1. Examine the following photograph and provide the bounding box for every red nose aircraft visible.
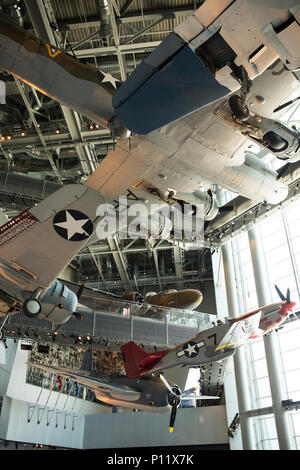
[121,286,296,379]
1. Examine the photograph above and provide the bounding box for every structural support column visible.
[222,241,256,450]
[248,224,292,450]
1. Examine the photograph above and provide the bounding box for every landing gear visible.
[228,64,252,121]
[23,298,42,318]
[229,95,249,121]
[263,131,288,152]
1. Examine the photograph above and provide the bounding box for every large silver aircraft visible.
[0,1,299,249]
[121,286,295,378]
[0,2,299,326]
[28,349,218,433]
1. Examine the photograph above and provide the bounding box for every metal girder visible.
[0,129,112,150]
[108,0,127,81]
[14,78,61,180]
[107,235,130,287]
[24,0,100,177]
[152,249,163,291]
[173,246,185,290]
[88,247,110,290]
[86,275,212,290]
[120,0,136,17]
[124,17,166,45]
[73,40,161,58]
[70,29,102,51]
[79,242,174,256]
[57,8,195,30]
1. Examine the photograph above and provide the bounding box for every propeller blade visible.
[160,374,174,395]
[286,288,291,305]
[275,284,286,302]
[76,283,85,302]
[181,395,220,400]
[180,386,198,397]
[169,404,178,433]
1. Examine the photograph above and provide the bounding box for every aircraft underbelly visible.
[163,138,287,204]
[95,393,169,412]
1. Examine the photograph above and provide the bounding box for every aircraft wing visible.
[215,310,262,351]
[58,279,119,305]
[28,362,141,401]
[0,184,107,298]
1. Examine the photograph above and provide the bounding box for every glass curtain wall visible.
[227,198,300,449]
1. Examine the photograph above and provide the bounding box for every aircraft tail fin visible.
[121,341,170,378]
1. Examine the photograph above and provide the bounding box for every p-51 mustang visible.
[0,2,300,249]
[121,286,295,378]
[28,349,218,433]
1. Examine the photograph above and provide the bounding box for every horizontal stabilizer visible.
[121,341,170,378]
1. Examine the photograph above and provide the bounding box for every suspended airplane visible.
[0,184,109,333]
[0,2,299,326]
[0,1,299,247]
[0,185,202,334]
[28,349,218,433]
[61,279,203,312]
[121,286,295,378]
[143,289,203,310]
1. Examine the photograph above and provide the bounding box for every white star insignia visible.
[184,343,198,357]
[54,211,90,240]
[99,70,120,90]
[176,340,204,358]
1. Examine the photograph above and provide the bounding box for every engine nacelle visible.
[39,279,78,325]
[173,189,219,221]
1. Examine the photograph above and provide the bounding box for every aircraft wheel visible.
[229,95,249,121]
[0,330,3,341]
[263,131,288,151]
[23,298,42,318]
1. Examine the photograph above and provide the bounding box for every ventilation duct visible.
[99,0,111,38]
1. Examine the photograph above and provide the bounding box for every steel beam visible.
[73,40,161,58]
[152,249,163,291]
[108,0,127,81]
[88,247,110,291]
[107,235,130,287]
[24,0,100,177]
[14,78,61,180]
[123,17,166,44]
[57,8,195,30]
[173,246,185,290]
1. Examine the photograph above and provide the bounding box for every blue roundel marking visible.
[53,209,93,241]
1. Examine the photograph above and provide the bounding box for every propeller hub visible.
[168,386,181,407]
